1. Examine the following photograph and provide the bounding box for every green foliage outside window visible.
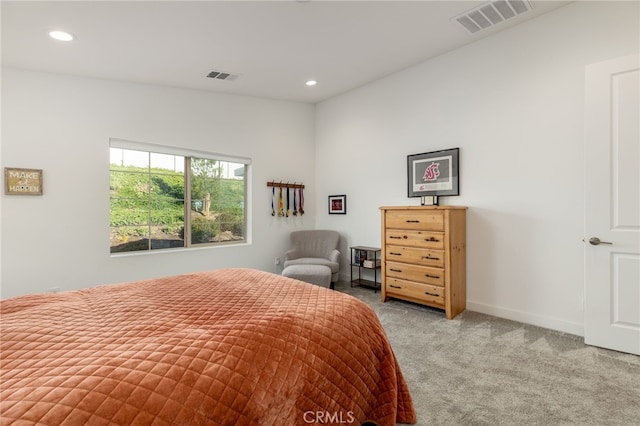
[110,148,246,253]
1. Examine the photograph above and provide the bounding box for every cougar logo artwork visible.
[423,162,440,181]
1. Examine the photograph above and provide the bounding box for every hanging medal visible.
[271,187,276,216]
[299,187,304,215]
[278,187,284,216]
[293,186,298,216]
[286,187,290,217]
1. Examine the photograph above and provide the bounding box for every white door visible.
[584,54,640,355]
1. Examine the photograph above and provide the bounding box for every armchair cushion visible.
[283,257,339,274]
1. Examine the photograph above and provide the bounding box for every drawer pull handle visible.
[425,274,440,279]
[389,252,402,256]
[424,291,439,297]
[389,236,402,239]
[425,237,440,242]
[390,268,403,272]
[422,255,439,260]
[390,285,402,289]
[406,220,420,223]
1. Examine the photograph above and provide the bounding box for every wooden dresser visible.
[380,206,467,319]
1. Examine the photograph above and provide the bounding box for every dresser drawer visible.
[386,277,445,306]
[386,261,444,286]
[385,230,445,249]
[386,245,445,268]
[385,210,444,231]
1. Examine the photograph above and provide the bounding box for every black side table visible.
[350,246,381,292]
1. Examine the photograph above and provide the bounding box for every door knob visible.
[588,237,613,246]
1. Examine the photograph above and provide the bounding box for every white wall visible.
[1,70,316,298]
[315,1,639,335]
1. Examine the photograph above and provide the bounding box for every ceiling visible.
[1,0,570,104]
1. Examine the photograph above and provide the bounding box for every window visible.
[109,140,248,253]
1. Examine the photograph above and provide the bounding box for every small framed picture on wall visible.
[328,194,347,214]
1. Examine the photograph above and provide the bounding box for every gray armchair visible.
[284,230,341,283]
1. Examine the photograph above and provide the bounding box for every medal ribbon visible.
[271,187,275,216]
[299,187,304,215]
[286,187,290,217]
[293,187,297,215]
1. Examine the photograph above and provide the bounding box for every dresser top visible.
[379,205,467,210]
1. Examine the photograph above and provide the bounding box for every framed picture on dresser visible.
[407,148,459,198]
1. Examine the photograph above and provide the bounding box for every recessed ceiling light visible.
[305,80,317,86]
[49,30,75,42]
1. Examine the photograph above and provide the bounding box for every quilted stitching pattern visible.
[1,269,415,425]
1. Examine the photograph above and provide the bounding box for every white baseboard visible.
[339,272,585,337]
[467,300,584,337]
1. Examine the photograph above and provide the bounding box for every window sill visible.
[110,240,250,258]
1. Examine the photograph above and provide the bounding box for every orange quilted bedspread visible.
[1,268,415,425]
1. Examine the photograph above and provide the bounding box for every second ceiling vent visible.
[207,70,239,81]
[454,0,533,34]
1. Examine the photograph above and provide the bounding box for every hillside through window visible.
[109,143,247,253]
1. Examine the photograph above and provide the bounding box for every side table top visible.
[350,246,381,251]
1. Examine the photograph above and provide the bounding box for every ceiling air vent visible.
[454,0,533,34]
[206,70,239,81]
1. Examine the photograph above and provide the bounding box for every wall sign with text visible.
[4,168,43,195]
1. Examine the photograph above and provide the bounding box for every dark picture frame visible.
[328,194,347,214]
[407,148,459,198]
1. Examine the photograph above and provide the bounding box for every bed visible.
[1,268,416,425]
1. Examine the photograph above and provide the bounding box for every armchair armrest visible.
[284,249,300,261]
[329,249,341,264]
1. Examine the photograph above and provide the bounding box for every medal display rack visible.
[266,181,305,189]
[267,181,305,217]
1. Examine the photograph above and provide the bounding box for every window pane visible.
[150,153,184,173]
[191,216,218,244]
[150,173,184,200]
[110,225,150,253]
[110,148,149,168]
[110,198,150,227]
[219,217,244,241]
[190,159,245,245]
[150,198,185,249]
[110,169,151,198]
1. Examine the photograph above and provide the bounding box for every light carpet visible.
[336,281,640,426]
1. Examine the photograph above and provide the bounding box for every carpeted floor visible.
[335,281,640,426]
